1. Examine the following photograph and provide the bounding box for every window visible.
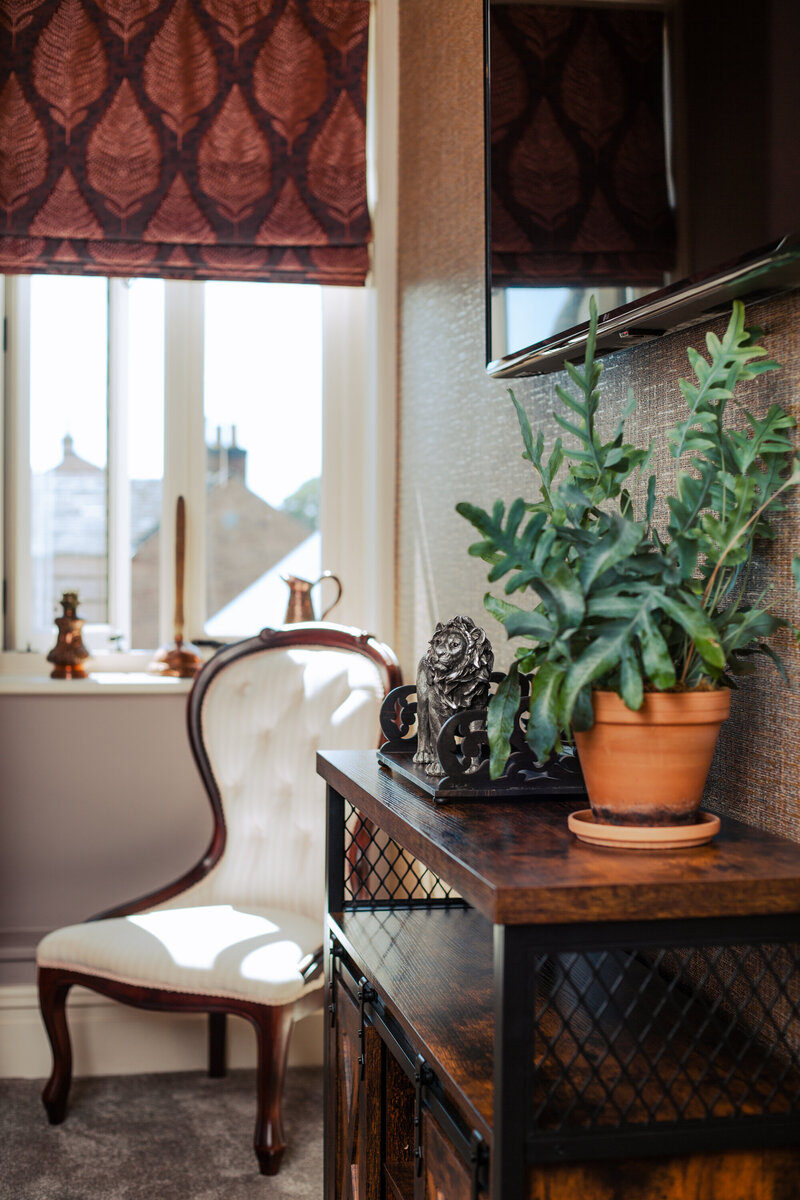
[29,276,110,634]
[201,282,322,645]
[0,0,399,672]
[3,276,329,654]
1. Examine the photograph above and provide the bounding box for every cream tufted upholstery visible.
[36,625,400,1176]
[37,905,324,1006]
[175,646,388,922]
[38,647,388,1001]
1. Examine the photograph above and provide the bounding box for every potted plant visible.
[458,300,800,828]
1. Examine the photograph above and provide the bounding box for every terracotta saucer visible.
[568,809,720,850]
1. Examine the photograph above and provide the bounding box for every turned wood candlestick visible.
[149,496,202,678]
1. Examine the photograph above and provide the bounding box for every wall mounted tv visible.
[486,0,800,378]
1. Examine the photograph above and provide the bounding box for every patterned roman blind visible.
[490,4,675,289]
[0,0,370,284]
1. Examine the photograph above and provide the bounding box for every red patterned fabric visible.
[0,0,370,284]
[490,4,675,288]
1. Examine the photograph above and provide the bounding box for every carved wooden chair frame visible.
[37,623,401,1175]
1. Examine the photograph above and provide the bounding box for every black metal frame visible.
[507,914,800,1172]
[324,782,800,1200]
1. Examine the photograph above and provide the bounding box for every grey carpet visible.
[0,1068,323,1200]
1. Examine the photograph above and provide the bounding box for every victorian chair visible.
[36,623,400,1175]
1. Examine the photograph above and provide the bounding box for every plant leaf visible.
[487,663,520,778]
[483,593,527,623]
[504,609,554,642]
[620,639,643,710]
[510,389,536,464]
[559,628,631,731]
[578,513,643,593]
[658,594,726,669]
[535,562,586,634]
[637,615,676,689]
[527,662,566,762]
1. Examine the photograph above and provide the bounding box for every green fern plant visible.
[457,300,800,777]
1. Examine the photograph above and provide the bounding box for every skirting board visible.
[0,984,324,1079]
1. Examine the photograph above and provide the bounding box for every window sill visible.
[0,653,194,695]
[0,673,194,695]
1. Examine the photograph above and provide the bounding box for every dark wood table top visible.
[318,750,800,925]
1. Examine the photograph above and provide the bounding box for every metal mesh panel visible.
[532,943,800,1133]
[343,801,460,905]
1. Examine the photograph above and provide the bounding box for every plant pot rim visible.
[588,688,732,726]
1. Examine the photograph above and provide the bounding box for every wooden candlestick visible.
[149,496,202,678]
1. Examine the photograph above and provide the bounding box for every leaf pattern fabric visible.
[95,0,161,55]
[86,80,160,222]
[1,1,43,48]
[143,0,217,150]
[307,91,366,231]
[0,72,48,216]
[252,2,326,152]
[198,85,271,226]
[201,0,273,59]
[0,0,370,284]
[30,166,102,237]
[491,4,675,288]
[32,0,107,143]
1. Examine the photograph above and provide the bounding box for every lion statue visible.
[413,615,494,776]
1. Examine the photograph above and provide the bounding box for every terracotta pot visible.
[573,689,731,826]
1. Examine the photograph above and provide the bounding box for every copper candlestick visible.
[47,591,91,679]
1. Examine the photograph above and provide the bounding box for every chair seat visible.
[37,905,324,1006]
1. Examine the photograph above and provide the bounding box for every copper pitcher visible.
[282,572,342,623]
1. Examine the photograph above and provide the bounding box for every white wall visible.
[1,691,209,986]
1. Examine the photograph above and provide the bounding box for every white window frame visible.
[3,275,143,654]
[2,275,394,660]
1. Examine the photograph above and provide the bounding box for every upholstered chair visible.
[36,623,400,1175]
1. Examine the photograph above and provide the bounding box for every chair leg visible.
[38,968,74,1124]
[251,1004,294,1176]
[208,1011,227,1077]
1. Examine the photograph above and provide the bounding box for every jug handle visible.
[314,571,343,620]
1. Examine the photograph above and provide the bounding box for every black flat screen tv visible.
[486,0,800,377]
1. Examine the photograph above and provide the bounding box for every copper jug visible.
[282,572,342,623]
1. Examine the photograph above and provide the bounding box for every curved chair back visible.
[163,623,400,923]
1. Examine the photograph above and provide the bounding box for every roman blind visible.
[0,0,370,284]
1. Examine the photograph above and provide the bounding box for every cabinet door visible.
[423,1112,473,1200]
[329,973,382,1200]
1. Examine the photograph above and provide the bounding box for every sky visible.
[29,275,322,510]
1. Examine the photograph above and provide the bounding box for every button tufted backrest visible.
[163,630,396,924]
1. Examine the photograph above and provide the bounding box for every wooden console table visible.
[318,750,800,1200]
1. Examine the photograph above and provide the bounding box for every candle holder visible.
[47,591,91,680]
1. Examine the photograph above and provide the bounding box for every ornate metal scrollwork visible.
[378,684,418,751]
[377,676,586,803]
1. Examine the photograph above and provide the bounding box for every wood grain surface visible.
[331,906,495,1137]
[424,1112,472,1200]
[526,1147,800,1200]
[319,752,800,924]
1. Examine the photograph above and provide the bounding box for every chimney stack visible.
[206,427,245,483]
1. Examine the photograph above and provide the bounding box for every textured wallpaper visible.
[396,0,800,840]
